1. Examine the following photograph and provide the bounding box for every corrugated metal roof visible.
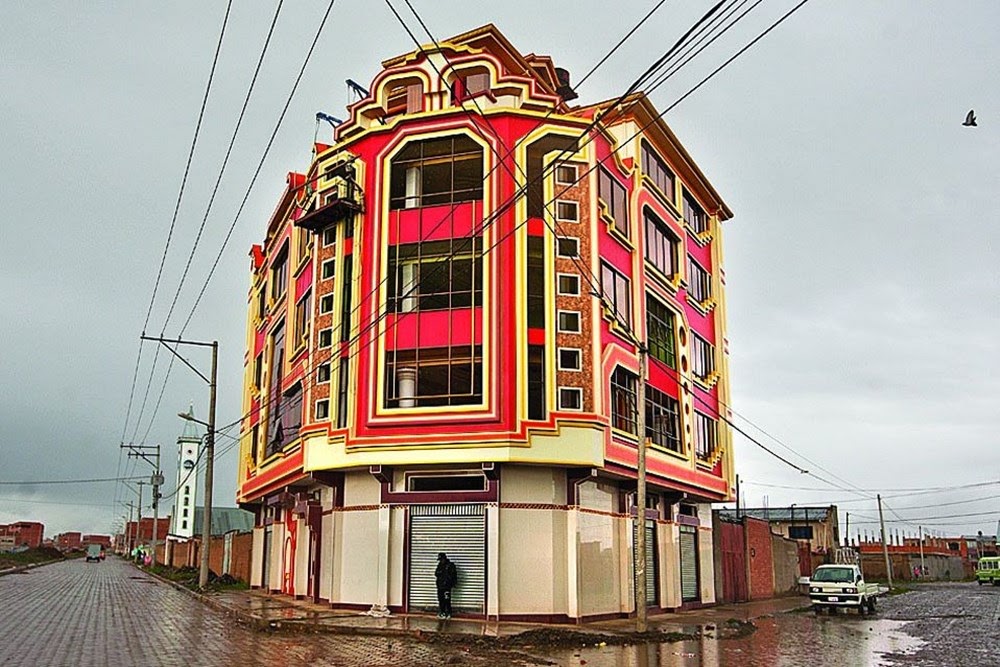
[717,507,834,523]
[192,507,254,536]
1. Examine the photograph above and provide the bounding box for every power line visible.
[123,1,233,454]
[0,476,147,486]
[131,0,337,446]
[159,0,286,334]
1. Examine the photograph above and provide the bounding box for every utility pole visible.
[877,494,893,589]
[125,501,135,553]
[123,443,162,563]
[200,340,218,588]
[845,512,850,547]
[141,334,218,589]
[918,526,925,576]
[634,345,649,633]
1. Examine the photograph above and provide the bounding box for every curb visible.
[137,564,271,631]
[0,558,65,578]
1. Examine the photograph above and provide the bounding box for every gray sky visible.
[1,1,997,541]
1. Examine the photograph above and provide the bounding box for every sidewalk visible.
[204,587,810,639]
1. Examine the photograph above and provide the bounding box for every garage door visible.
[409,504,486,613]
[680,526,699,602]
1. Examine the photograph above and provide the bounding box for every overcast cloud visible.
[1,1,997,540]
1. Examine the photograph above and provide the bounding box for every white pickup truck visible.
[807,564,882,614]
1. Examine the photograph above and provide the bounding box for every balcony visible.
[295,163,363,232]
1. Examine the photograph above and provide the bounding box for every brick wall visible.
[746,517,774,600]
[228,532,253,583]
[161,533,253,583]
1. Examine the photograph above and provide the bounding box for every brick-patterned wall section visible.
[746,517,774,600]
[228,533,254,582]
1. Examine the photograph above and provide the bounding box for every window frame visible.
[644,208,679,280]
[317,328,333,349]
[610,366,639,435]
[646,295,677,370]
[321,258,336,281]
[558,386,583,411]
[389,134,484,210]
[693,411,718,462]
[556,310,582,334]
[555,199,579,223]
[556,236,580,258]
[600,261,632,329]
[691,332,715,380]
[640,141,676,205]
[598,166,630,239]
[686,255,712,304]
[315,399,330,420]
[557,347,582,372]
[319,293,334,315]
[556,273,581,297]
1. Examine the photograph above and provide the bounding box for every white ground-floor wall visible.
[249,464,718,620]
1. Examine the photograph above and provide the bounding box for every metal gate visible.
[718,519,747,603]
[680,526,700,602]
[408,504,486,613]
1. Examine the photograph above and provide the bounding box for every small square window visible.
[317,363,331,383]
[558,348,581,371]
[315,399,330,420]
[321,258,336,280]
[558,387,583,411]
[556,237,579,258]
[319,294,334,314]
[557,273,580,296]
[322,226,337,248]
[557,310,581,334]
[555,164,577,186]
[556,200,579,223]
[318,328,333,348]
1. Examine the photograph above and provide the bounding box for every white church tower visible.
[171,405,201,538]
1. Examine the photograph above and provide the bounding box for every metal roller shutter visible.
[680,526,699,602]
[635,521,657,605]
[409,504,486,613]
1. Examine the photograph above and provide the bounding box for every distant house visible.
[0,521,44,549]
[717,506,839,554]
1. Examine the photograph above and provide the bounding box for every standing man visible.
[435,552,457,619]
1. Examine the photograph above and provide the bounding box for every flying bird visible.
[963,110,977,127]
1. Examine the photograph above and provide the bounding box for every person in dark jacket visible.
[434,552,457,618]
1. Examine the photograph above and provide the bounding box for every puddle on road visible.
[533,614,926,667]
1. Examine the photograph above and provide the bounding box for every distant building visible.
[0,521,45,549]
[82,534,112,548]
[125,517,171,546]
[718,507,839,554]
[55,531,82,551]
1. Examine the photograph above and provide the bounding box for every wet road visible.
[2,559,993,666]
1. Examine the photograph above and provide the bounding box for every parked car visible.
[85,544,103,563]
[807,563,883,614]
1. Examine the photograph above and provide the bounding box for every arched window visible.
[384,77,423,116]
[389,135,484,209]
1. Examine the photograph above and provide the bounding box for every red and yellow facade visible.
[238,25,735,620]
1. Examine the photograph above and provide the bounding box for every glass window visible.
[687,256,711,303]
[316,362,331,384]
[694,412,717,461]
[599,167,629,238]
[683,191,708,234]
[389,135,484,209]
[558,387,582,411]
[527,236,545,328]
[558,348,581,371]
[641,141,676,203]
[322,226,337,248]
[601,262,632,328]
[388,238,482,312]
[646,296,676,369]
[384,345,482,408]
[315,399,330,420]
[293,291,311,344]
[644,209,679,278]
[610,366,638,434]
[321,258,335,280]
[270,244,289,300]
[555,164,577,186]
[319,294,334,314]
[557,274,580,296]
[691,333,715,379]
[557,310,581,334]
[646,385,680,452]
[556,237,579,258]
[265,322,285,457]
[556,200,579,223]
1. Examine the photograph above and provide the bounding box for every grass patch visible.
[0,547,66,569]
[144,563,248,591]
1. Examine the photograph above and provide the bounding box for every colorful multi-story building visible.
[237,24,735,621]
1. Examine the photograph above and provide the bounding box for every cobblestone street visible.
[3,559,997,666]
[0,558,537,667]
